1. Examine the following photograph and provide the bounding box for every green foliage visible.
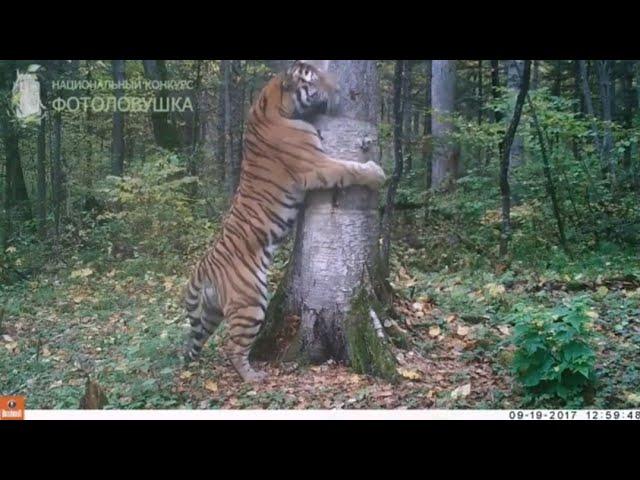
[510,297,597,406]
[93,151,215,272]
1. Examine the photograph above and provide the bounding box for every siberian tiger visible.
[184,60,386,383]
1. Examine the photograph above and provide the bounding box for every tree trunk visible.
[4,124,31,216]
[111,60,126,176]
[253,60,394,378]
[236,61,247,172]
[527,88,569,255]
[222,60,240,198]
[422,60,432,189]
[621,60,636,170]
[477,60,484,124]
[216,61,227,184]
[381,60,405,274]
[431,60,458,189]
[573,60,584,114]
[578,60,602,157]
[499,60,531,257]
[551,61,563,97]
[1,63,32,229]
[188,60,202,176]
[36,109,47,238]
[596,60,615,182]
[506,60,525,167]
[51,109,63,238]
[402,61,413,172]
[490,60,503,123]
[532,60,540,90]
[142,60,181,151]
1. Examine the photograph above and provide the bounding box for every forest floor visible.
[2,218,640,409]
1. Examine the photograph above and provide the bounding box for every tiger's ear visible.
[300,60,330,72]
[286,60,329,77]
[282,60,303,89]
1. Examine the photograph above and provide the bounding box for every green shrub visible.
[93,151,216,272]
[510,297,597,406]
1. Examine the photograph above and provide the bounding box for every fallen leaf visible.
[626,392,640,406]
[397,368,422,381]
[395,353,407,365]
[485,283,506,297]
[451,383,471,399]
[70,268,93,279]
[497,325,511,336]
[374,389,394,397]
[457,325,470,337]
[428,326,441,338]
[204,380,218,392]
[180,371,193,380]
[595,286,609,299]
[445,314,457,323]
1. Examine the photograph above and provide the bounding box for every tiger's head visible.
[281,60,338,119]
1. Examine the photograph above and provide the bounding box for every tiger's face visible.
[283,61,337,119]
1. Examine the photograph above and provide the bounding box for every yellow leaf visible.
[595,286,609,299]
[70,268,93,279]
[428,326,441,338]
[204,380,218,392]
[485,283,506,297]
[498,325,511,336]
[397,368,422,381]
[451,383,471,399]
[457,325,470,337]
[180,371,193,380]
[626,392,640,406]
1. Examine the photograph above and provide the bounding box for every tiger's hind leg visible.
[185,279,224,362]
[225,305,267,383]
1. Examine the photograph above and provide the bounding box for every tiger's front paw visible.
[363,161,386,189]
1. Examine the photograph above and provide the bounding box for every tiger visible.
[184,60,386,383]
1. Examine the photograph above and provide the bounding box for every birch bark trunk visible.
[506,60,525,168]
[431,60,458,189]
[253,60,394,376]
